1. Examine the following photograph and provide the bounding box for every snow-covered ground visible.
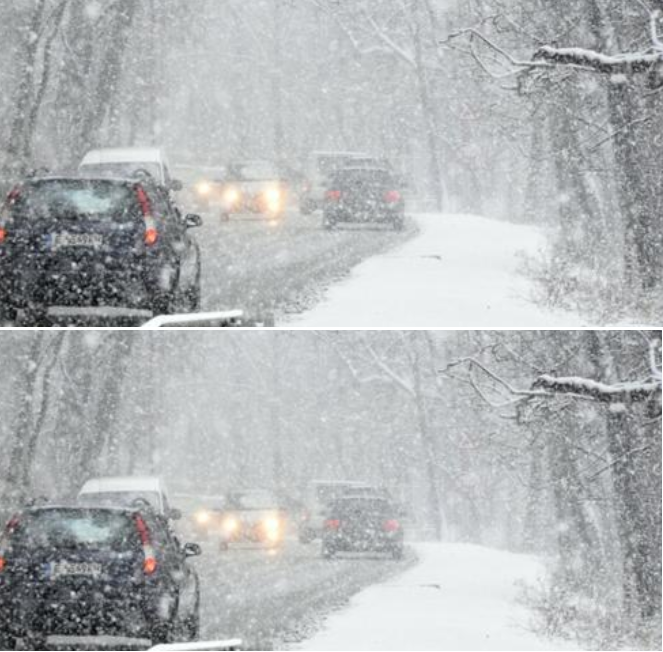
[289,213,585,326]
[297,543,579,651]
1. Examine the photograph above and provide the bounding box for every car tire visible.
[220,211,230,222]
[390,545,404,560]
[300,199,313,215]
[0,302,17,325]
[220,541,229,551]
[323,216,336,231]
[322,544,336,559]
[392,215,405,231]
[0,631,17,650]
[183,611,200,642]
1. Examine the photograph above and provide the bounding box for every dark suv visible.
[0,176,202,323]
[323,167,405,231]
[321,496,405,559]
[0,505,201,650]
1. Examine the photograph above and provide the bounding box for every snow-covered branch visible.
[533,45,662,74]
[531,375,661,403]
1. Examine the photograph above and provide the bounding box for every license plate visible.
[50,560,102,579]
[51,232,103,250]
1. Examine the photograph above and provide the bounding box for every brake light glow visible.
[326,190,342,201]
[0,515,19,573]
[135,185,158,246]
[0,227,6,244]
[134,514,158,575]
[384,190,401,203]
[383,519,400,532]
[325,519,341,530]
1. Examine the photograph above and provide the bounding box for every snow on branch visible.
[531,375,661,403]
[533,45,662,74]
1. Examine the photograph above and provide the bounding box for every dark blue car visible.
[0,176,202,324]
[0,505,201,650]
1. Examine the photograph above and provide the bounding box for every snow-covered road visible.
[196,208,412,321]
[193,540,414,650]
[289,214,584,326]
[297,543,579,651]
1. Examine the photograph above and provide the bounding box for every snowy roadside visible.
[286,213,586,327]
[295,543,580,651]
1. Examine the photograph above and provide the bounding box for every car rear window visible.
[227,162,278,181]
[10,180,137,223]
[331,170,394,187]
[330,498,392,516]
[317,156,354,175]
[14,509,138,551]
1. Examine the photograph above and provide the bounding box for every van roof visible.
[78,476,163,495]
[80,148,164,165]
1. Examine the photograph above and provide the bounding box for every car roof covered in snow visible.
[80,147,165,165]
[78,476,164,495]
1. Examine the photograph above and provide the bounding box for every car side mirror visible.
[183,542,202,558]
[185,213,202,228]
[169,507,182,521]
[170,179,183,192]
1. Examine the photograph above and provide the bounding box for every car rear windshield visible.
[316,484,363,505]
[10,180,138,223]
[331,169,394,187]
[14,509,139,551]
[317,156,355,176]
[330,498,393,516]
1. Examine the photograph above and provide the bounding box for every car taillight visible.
[135,185,158,246]
[325,519,341,530]
[134,514,158,575]
[384,190,401,203]
[0,515,19,573]
[383,519,400,532]
[0,227,6,244]
[326,190,342,201]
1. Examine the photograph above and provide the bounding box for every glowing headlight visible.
[195,510,211,525]
[223,187,240,207]
[263,516,281,540]
[196,181,211,196]
[264,187,282,212]
[223,515,239,533]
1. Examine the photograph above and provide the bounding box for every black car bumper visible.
[0,252,164,310]
[323,531,404,552]
[1,585,151,640]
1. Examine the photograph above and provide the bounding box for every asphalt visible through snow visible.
[192,539,416,650]
[195,207,414,323]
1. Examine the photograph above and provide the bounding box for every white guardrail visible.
[141,310,246,328]
[149,639,243,651]
[45,635,243,651]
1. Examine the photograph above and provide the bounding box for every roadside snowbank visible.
[297,543,579,651]
[288,214,584,327]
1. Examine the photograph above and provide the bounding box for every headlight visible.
[263,516,281,541]
[195,510,211,525]
[196,181,211,196]
[264,187,282,212]
[223,187,240,207]
[223,515,239,533]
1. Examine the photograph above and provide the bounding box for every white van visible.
[78,476,180,519]
[79,147,180,190]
